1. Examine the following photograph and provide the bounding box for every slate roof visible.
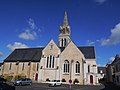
[4,48,44,62]
[59,46,95,59]
[59,47,65,52]
[4,45,95,62]
[78,46,96,59]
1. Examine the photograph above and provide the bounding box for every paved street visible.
[1,82,120,90]
[15,83,104,90]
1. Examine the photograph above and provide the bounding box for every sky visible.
[0,0,120,66]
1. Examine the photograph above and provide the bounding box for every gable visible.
[61,41,85,60]
[43,40,60,57]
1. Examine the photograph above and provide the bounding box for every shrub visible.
[6,76,13,82]
[73,79,79,84]
[62,79,66,82]
[46,78,50,82]
[14,75,26,81]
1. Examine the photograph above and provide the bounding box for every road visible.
[2,82,120,90]
[15,83,104,90]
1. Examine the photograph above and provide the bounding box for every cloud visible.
[0,52,3,57]
[27,18,37,30]
[19,30,37,40]
[93,0,107,4]
[19,18,40,40]
[97,64,106,67]
[36,45,44,48]
[86,40,95,46]
[107,57,115,64]
[101,23,120,46]
[7,42,29,51]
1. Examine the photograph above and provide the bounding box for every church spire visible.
[58,11,71,47]
[63,11,68,26]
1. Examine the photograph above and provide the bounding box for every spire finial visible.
[63,11,68,26]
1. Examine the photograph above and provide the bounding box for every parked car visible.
[48,80,62,86]
[14,78,32,86]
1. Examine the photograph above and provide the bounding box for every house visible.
[105,54,120,86]
[97,67,106,84]
[2,48,43,81]
[2,12,98,85]
[0,63,3,76]
[113,55,120,85]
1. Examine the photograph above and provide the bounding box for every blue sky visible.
[0,0,120,66]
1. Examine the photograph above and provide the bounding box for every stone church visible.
[2,12,98,85]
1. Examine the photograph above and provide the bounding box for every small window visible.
[28,61,31,66]
[50,44,53,50]
[88,65,90,73]
[16,61,19,65]
[22,63,24,71]
[37,63,39,71]
[9,63,12,70]
[40,66,43,69]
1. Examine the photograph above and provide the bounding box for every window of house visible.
[50,44,53,50]
[28,61,31,66]
[88,65,90,73]
[61,39,63,47]
[37,63,39,71]
[49,55,52,68]
[46,55,55,68]
[9,63,12,70]
[52,56,54,68]
[64,38,67,46]
[76,61,80,73]
[63,60,69,73]
[22,63,24,71]
[46,57,49,68]
[16,61,19,65]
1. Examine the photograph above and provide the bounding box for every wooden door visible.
[90,75,93,84]
[35,73,38,81]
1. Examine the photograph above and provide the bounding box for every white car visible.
[48,80,62,86]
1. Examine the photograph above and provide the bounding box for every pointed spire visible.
[63,11,68,26]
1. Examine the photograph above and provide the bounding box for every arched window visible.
[76,61,80,73]
[49,55,52,68]
[46,57,49,68]
[46,55,55,68]
[64,38,67,46]
[61,39,63,47]
[88,65,90,73]
[52,56,54,68]
[64,60,69,73]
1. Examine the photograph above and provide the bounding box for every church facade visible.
[2,12,98,85]
[38,12,98,85]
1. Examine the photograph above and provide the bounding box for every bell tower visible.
[58,11,71,47]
